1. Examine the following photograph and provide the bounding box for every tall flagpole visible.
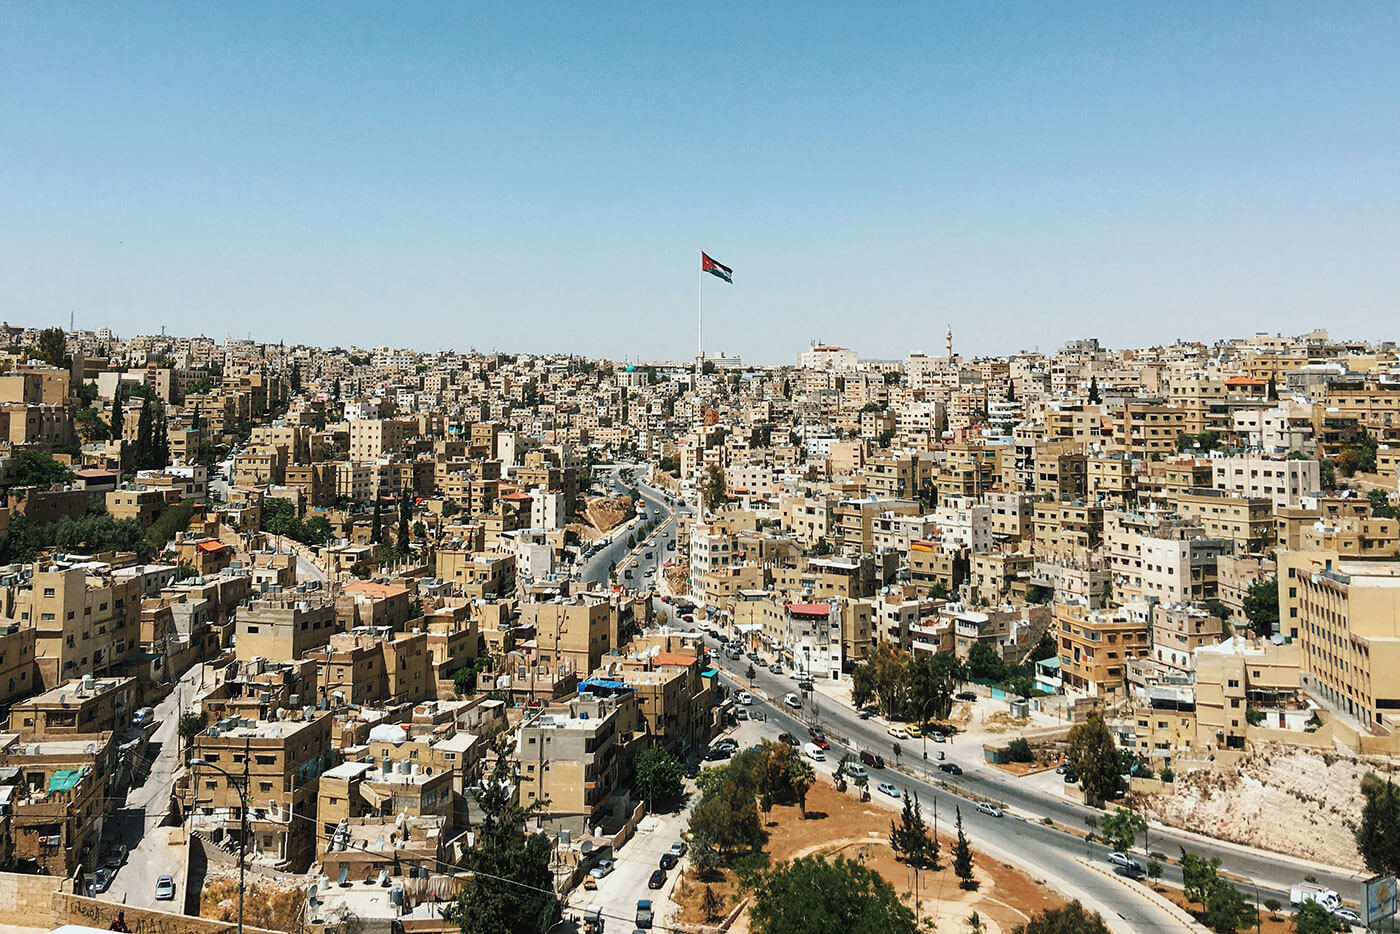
[697,255,703,383]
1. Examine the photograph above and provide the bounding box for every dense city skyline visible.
[5,4,1400,361]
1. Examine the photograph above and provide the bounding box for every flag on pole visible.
[701,252,733,283]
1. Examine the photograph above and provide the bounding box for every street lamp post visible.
[920,697,938,780]
[192,746,249,934]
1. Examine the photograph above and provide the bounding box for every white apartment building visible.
[798,346,858,371]
[783,602,843,680]
[1211,454,1318,510]
[688,522,736,605]
[1139,536,1231,605]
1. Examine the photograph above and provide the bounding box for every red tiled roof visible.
[786,602,832,616]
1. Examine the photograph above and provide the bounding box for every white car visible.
[784,693,802,709]
[802,742,826,761]
[845,763,868,780]
[1332,907,1363,928]
[1107,852,1139,871]
[736,691,753,706]
[974,802,1003,818]
[877,781,901,798]
[588,859,615,880]
[155,876,176,900]
[669,841,686,858]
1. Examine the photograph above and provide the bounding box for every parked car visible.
[956,691,978,702]
[132,707,155,728]
[1332,906,1364,928]
[778,732,800,746]
[736,691,753,706]
[734,708,749,721]
[589,859,616,880]
[86,868,113,895]
[784,693,802,709]
[669,841,686,858]
[845,763,868,780]
[101,844,129,870]
[746,651,761,662]
[659,853,678,870]
[714,738,739,751]
[886,726,909,740]
[155,876,176,900]
[799,679,815,692]
[904,724,922,738]
[802,742,826,761]
[789,669,807,681]
[860,749,885,769]
[877,781,901,798]
[974,802,1003,818]
[705,745,732,761]
[930,731,946,743]
[648,869,667,889]
[1063,769,1078,783]
[809,735,830,750]
[938,762,963,775]
[768,663,782,674]
[1107,852,1136,870]
[1054,762,1067,774]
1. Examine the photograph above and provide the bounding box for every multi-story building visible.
[188,712,333,870]
[1150,603,1222,673]
[516,693,627,835]
[783,602,843,680]
[1055,600,1150,699]
[18,567,142,690]
[1279,550,1400,732]
[235,593,337,663]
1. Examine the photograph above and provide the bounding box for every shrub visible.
[1007,738,1033,763]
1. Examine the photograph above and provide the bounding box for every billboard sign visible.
[1366,874,1398,925]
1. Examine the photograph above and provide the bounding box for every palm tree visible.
[790,757,816,818]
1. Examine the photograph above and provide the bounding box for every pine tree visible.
[1087,376,1102,404]
[890,792,938,868]
[153,401,170,468]
[109,385,125,443]
[953,806,975,889]
[134,398,153,470]
[370,496,383,544]
[397,487,412,556]
[1267,374,1278,401]
[701,884,723,922]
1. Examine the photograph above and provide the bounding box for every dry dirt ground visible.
[1145,742,1374,869]
[574,495,636,539]
[200,871,306,932]
[1157,882,1290,933]
[671,779,1064,934]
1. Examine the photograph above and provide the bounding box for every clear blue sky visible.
[3,3,1399,363]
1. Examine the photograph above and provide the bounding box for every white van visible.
[802,742,826,761]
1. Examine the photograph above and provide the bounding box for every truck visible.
[636,898,654,929]
[582,903,605,934]
[1289,882,1341,911]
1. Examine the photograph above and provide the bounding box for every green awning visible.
[48,766,87,793]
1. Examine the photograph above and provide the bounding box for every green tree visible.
[178,711,207,760]
[1065,712,1121,805]
[1179,849,1220,904]
[1357,774,1400,876]
[445,735,558,934]
[953,806,975,889]
[748,855,918,934]
[1146,857,1162,885]
[35,327,70,369]
[134,397,154,470]
[1203,878,1254,934]
[966,642,1005,682]
[1267,374,1278,400]
[1007,738,1033,763]
[1087,376,1101,404]
[7,450,73,489]
[109,385,125,441]
[634,744,684,809]
[1242,578,1279,637]
[889,791,939,869]
[397,488,412,555]
[702,463,727,514]
[688,750,766,857]
[909,650,966,721]
[1100,807,1147,853]
[1370,489,1400,520]
[701,884,724,922]
[1292,899,1336,934]
[370,496,383,543]
[1012,902,1112,934]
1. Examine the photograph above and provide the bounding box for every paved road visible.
[578,465,684,591]
[103,662,214,910]
[564,808,692,932]
[706,641,1362,923]
[710,665,1192,933]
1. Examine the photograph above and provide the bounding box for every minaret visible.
[946,324,953,359]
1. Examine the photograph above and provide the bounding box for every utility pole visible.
[239,737,248,934]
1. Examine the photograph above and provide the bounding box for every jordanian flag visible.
[702,252,733,283]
